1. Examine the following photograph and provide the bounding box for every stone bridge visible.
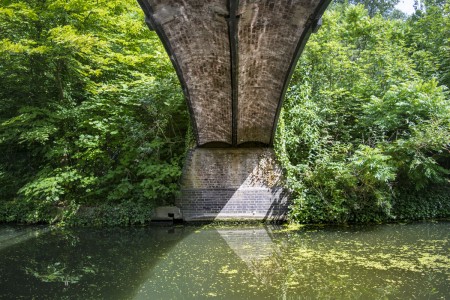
[138,0,331,221]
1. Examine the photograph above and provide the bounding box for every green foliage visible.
[276,3,450,223]
[332,0,402,18]
[393,185,450,220]
[0,0,188,225]
[64,202,155,227]
[407,2,450,87]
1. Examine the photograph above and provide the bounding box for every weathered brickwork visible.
[237,0,318,145]
[139,0,328,146]
[177,148,289,221]
[145,0,233,145]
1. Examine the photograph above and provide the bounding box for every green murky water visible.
[0,222,448,299]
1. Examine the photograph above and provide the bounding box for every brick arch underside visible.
[138,0,329,147]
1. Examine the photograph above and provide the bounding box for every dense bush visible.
[0,0,189,225]
[393,185,450,221]
[276,3,450,223]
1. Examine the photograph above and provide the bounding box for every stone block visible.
[151,206,183,221]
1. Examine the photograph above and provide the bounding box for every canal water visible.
[0,222,448,299]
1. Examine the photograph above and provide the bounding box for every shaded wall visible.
[177,148,289,221]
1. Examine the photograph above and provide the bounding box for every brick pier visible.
[177,148,288,221]
[137,0,331,221]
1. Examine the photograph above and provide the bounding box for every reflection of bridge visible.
[134,226,280,299]
[138,0,331,220]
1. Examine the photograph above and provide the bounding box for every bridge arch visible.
[138,0,331,147]
[137,0,332,220]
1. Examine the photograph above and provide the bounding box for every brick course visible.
[177,148,289,221]
[237,0,318,145]
[148,0,233,145]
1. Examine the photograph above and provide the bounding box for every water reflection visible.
[0,226,188,299]
[0,225,48,251]
[217,227,281,286]
[133,226,274,299]
[0,222,448,299]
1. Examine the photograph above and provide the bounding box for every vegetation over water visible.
[0,0,449,225]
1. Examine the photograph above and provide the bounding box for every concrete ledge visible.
[150,206,183,221]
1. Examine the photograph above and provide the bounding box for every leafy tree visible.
[276,4,450,223]
[407,2,450,87]
[0,0,448,225]
[333,0,401,17]
[0,0,188,224]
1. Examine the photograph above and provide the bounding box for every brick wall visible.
[237,0,318,145]
[147,0,232,145]
[177,148,290,221]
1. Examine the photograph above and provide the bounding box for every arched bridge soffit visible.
[137,0,332,148]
